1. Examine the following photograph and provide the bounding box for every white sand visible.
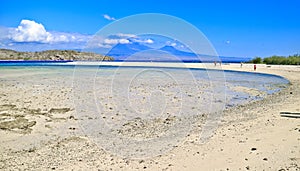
[0,63,299,170]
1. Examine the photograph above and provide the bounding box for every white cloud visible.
[7,19,91,44]
[116,33,137,38]
[133,38,154,44]
[100,37,154,47]
[103,14,116,21]
[97,43,112,48]
[226,40,231,44]
[166,41,177,47]
[104,38,130,44]
[10,20,52,43]
[119,39,130,44]
[88,35,155,49]
[102,33,154,45]
[145,39,154,44]
[171,43,177,47]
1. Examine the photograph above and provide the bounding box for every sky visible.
[0,0,299,58]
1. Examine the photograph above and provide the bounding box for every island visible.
[0,49,114,61]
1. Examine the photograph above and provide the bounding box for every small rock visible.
[263,158,268,161]
[28,148,35,153]
[251,147,257,151]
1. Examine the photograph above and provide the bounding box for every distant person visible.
[240,62,243,68]
[254,64,257,71]
[214,61,217,66]
[219,61,222,66]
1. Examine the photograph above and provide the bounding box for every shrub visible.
[249,57,262,64]
[249,54,300,65]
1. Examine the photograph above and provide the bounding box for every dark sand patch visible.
[0,115,36,134]
[49,108,71,114]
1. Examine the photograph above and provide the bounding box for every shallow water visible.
[0,64,290,158]
[0,65,289,108]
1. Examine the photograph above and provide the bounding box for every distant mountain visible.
[103,43,251,62]
[158,45,251,62]
[107,42,152,58]
[159,46,196,57]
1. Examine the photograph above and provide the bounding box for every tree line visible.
[248,54,300,65]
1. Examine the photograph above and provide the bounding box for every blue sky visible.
[0,0,299,57]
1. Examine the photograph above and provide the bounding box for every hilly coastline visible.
[0,45,252,63]
[0,49,113,61]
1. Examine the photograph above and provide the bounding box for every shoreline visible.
[0,63,299,170]
[0,60,293,81]
[175,64,300,170]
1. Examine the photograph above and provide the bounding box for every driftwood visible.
[280,112,300,118]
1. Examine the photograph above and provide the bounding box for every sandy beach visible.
[0,63,299,171]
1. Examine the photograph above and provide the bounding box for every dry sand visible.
[0,63,299,170]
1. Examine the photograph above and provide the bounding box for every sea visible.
[0,60,289,109]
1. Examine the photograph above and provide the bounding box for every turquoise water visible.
[0,63,289,109]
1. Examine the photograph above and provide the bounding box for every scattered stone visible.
[27,108,42,115]
[0,111,8,115]
[0,116,36,133]
[45,124,51,128]
[28,147,36,153]
[49,108,71,114]
[251,147,257,151]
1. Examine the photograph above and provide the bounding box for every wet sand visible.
[0,63,299,170]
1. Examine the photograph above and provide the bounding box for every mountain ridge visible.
[0,49,113,61]
[105,43,251,62]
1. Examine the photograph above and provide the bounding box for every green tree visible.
[250,57,262,64]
